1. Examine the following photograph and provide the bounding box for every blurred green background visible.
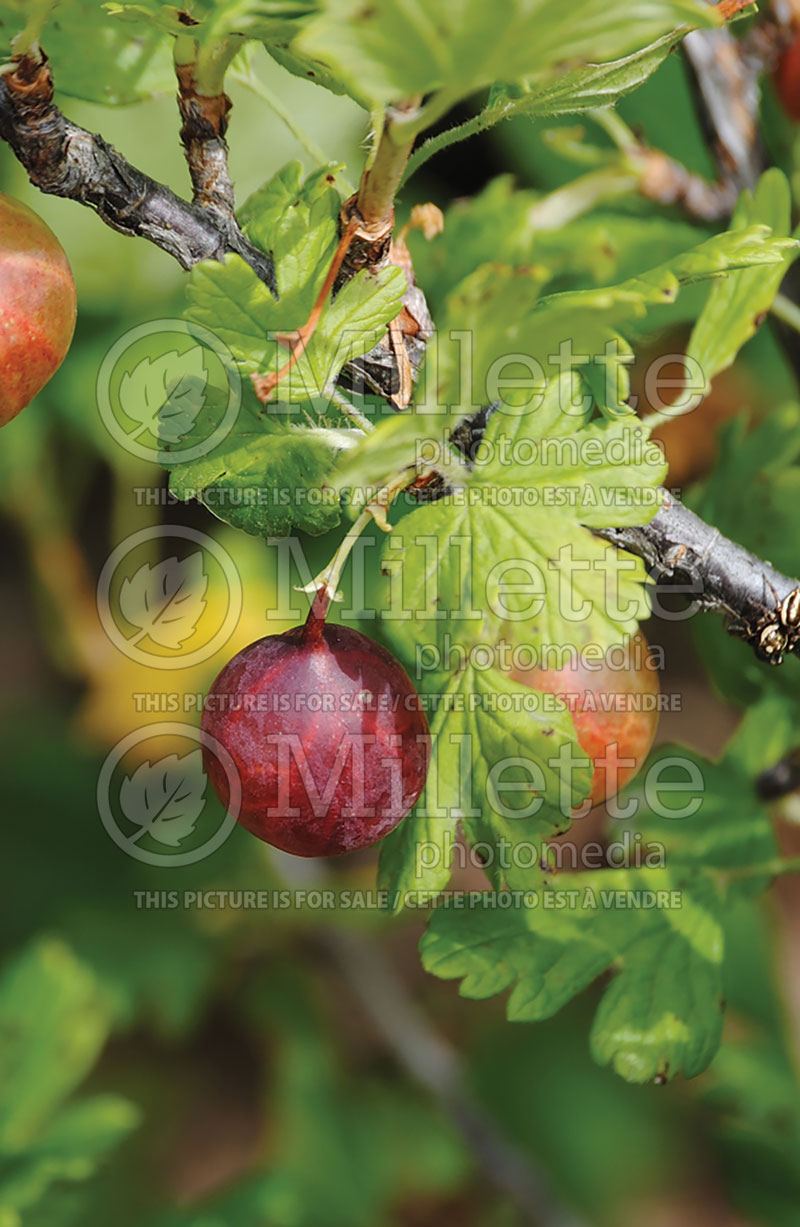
[2,38,800,1227]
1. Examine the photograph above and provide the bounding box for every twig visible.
[0,53,276,293]
[266,848,585,1227]
[594,490,800,660]
[591,108,739,221]
[175,58,236,220]
[682,24,763,194]
[423,410,800,665]
[324,929,589,1227]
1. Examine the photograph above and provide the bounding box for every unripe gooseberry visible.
[512,631,660,809]
[0,193,77,426]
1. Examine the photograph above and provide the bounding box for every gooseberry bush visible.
[6,5,800,1193]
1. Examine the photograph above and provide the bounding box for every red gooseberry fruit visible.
[512,631,660,810]
[201,591,430,857]
[0,193,77,427]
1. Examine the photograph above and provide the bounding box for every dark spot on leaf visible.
[754,311,767,327]
[326,174,335,184]
[177,9,200,25]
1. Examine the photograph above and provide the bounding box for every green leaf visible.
[490,29,682,117]
[421,866,725,1083]
[477,380,667,527]
[625,696,792,893]
[107,0,352,96]
[380,373,660,661]
[378,686,461,905]
[405,30,690,178]
[589,923,724,1083]
[687,169,799,398]
[383,489,652,660]
[0,940,114,1152]
[0,1096,140,1216]
[184,247,405,399]
[164,163,406,536]
[0,1,175,103]
[422,224,790,423]
[378,652,592,904]
[296,0,719,112]
[164,387,345,537]
[409,175,707,310]
[104,0,314,44]
[419,699,795,1083]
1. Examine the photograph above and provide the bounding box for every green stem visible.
[298,508,374,601]
[194,33,246,96]
[357,106,416,228]
[173,32,197,71]
[771,292,800,335]
[329,386,373,433]
[723,856,800,882]
[526,163,639,230]
[589,106,640,151]
[402,102,509,185]
[402,98,638,188]
[233,63,354,193]
[10,0,55,58]
[388,86,463,146]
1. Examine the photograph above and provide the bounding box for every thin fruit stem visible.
[299,464,416,604]
[302,586,332,641]
[299,508,374,603]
